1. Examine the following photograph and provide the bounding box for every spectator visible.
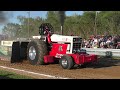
[82,34,120,49]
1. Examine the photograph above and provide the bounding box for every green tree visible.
[2,23,21,39]
[46,11,60,34]
[17,16,44,38]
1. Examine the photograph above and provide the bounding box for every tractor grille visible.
[72,38,82,53]
[73,43,81,49]
[72,43,81,53]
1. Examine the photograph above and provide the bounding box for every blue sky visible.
[0,11,83,33]
[9,11,83,23]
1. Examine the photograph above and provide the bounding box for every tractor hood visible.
[51,34,81,43]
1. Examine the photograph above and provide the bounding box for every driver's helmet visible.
[45,26,49,30]
[44,26,51,35]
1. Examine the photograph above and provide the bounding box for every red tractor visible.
[11,23,97,69]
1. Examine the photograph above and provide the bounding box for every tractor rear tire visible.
[59,55,74,69]
[27,40,48,65]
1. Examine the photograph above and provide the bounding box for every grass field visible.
[0,70,33,79]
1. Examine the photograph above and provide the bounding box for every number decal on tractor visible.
[59,46,63,51]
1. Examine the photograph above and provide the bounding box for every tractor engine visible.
[49,34,84,56]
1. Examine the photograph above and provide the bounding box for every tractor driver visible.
[44,26,51,35]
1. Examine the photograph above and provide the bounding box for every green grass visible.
[0,70,33,79]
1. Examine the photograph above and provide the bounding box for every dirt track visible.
[0,57,120,79]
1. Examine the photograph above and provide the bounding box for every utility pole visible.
[27,11,30,39]
[94,11,98,35]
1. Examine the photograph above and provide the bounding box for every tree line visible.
[2,11,120,40]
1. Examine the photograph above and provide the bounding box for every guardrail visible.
[82,48,120,57]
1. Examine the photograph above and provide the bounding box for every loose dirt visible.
[0,57,120,79]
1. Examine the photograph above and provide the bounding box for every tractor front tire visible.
[27,40,48,65]
[59,55,74,69]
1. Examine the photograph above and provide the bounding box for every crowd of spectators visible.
[82,34,120,49]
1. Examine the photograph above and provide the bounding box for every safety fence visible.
[82,48,120,57]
